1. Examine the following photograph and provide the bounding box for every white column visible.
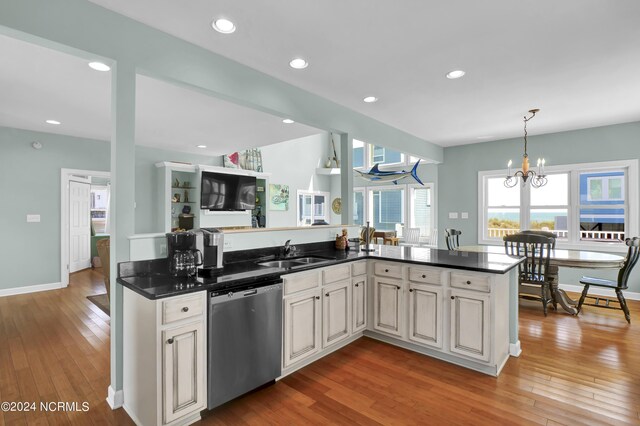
[340,133,353,225]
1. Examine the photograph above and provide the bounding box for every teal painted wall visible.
[0,126,110,289]
[438,121,640,291]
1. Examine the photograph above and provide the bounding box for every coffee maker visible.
[166,231,203,277]
[194,228,224,276]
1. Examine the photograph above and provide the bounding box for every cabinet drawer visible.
[323,264,351,285]
[450,272,491,293]
[374,262,403,279]
[162,295,204,324]
[284,271,320,295]
[409,267,442,285]
[351,261,367,277]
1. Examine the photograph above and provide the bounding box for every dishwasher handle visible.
[209,281,282,305]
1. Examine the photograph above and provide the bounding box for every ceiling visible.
[0,34,322,155]
[89,0,640,146]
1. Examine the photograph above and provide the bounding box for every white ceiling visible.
[90,0,640,146]
[0,34,322,154]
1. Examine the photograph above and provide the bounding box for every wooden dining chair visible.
[445,228,462,250]
[504,233,555,316]
[96,238,110,300]
[577,237,640,323]
[520,230,559,309]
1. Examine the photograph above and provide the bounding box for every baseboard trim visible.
[559,284,640,301]
[106,386,124,409]
[509,340,522,357]
[0,282,65,297]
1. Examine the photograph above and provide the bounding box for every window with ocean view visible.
[479,160,637,247]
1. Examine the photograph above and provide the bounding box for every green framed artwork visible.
[269,184,289,211]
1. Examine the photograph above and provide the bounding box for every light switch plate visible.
[26,214,41,223]
[448,212,458,219]
[461,212,469,219]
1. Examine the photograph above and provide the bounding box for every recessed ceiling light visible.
[289,58,308,69]
[196,145,207,149]
[212,18,236,34]
[88,61,111,72]
[446,70,466,79]
[363,96,378,103]
[45,119,61,125]
[282,119,295,124]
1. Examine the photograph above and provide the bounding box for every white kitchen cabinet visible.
[322,280,351,348]
[352,275,367,333]
[283,289,322,368]
[449,288,491,362]
[408,283,443,349]
[162,321,205,424]
[373,276,404,337]
[123,289,207,426]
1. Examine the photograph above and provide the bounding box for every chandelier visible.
[504,108,547,188]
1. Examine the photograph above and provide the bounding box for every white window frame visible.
[353,187,366,226]
[366,185,406,232]
[586,175,625,202]
[353,140,409,171]
[408,183,437,245]
[478,159,638,251]
[296,190,330,226]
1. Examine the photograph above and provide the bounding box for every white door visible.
[162,321,205,424]
[373,277,404,337]
[283,290,321,368]
[69,180,91,273]
[450,289,491,362]
[352,276,367,333]
[409,283,443,349]
[322,280,351,348]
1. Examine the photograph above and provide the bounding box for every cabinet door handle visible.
[409,289,414,292]
[167,338,174,344]
[466,280,471,285]
[451,296,455,300]
[315,296,320,300]
[181,307,189,312]
[325,293,330,297]
[396,285,401,290]
[355,283,359,287]
[385,269,389,273]
[421,274,426,279]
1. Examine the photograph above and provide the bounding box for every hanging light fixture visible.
[504,108,547,188]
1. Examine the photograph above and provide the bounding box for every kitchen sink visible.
[257,256,333,269]
[257,260,306,268]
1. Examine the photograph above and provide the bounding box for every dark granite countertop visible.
[118,244,524,300]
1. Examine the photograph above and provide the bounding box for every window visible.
[90,185,110,234]
[409,184,435,240]
[352,139,365,169]
[371,145,403,166]
[297,191,330,226]
[368,187,405,231]
[479,160,638,248]
[353,189,365,226]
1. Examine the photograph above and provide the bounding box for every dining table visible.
[372,230,398,246]
[459,245,626,314]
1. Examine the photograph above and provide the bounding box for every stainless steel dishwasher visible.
[207,279,283,409]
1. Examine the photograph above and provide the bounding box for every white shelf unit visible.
[156,162,198,232]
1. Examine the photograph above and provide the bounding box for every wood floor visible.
[1,270,638,425]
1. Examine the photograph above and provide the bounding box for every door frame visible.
[61,168,110,286]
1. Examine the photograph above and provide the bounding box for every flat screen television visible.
[200,171,256,211]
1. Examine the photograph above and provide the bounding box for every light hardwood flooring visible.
[1,269,638,425]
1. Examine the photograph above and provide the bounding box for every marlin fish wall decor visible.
[354,160,424,185]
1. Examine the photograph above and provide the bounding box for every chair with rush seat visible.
[577,237,639,323]
[504,233,555,316]
[445,228,462,250]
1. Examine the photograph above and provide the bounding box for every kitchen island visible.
[118,244,524,426]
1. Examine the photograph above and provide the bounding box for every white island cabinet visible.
[123,289,207,426]
[366,260,510,376]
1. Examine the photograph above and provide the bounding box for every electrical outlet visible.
[27,214,41,223]
[461,212,469,219]
[448,212,458,219]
